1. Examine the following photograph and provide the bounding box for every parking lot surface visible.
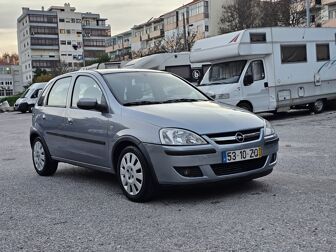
[0,110,336,251]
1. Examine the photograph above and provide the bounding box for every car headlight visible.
[159,128,207,145]
[264,120,276,137]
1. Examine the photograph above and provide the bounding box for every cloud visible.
[0,0,189,53]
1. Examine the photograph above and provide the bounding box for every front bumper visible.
[143,135,279,185]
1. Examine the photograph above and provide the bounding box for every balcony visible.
[323,18,336,26]
[149,29,164,39]
[132,36,141,43]
[82,24,111,30]
[322,0,336,5]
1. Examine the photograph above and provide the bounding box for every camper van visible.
[191,27,336,113]
[124,52,210,84]
[80,61,127,71]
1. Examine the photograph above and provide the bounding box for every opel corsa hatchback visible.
[30,69,279,202]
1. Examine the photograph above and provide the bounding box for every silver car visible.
[30,69,279,202]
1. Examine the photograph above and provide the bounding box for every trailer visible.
[124,52,210,84]
[190,27,336,113]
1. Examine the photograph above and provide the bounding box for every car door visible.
[242,60,270,112]
[38,77,72,158]
[62,74,110,168]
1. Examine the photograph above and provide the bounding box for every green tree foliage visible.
[219,0,306,34]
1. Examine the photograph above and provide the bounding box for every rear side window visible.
[47,77,71,107]
[316,44,330,61]
[281,45,307,64]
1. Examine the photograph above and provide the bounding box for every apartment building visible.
[17,3,110,86]
[106,30,132,60]
[131,17,165,55]
[163,0,232,44]
[322,0,336,26]
[0,65,23,98]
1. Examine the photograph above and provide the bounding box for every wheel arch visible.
[111,136,159,184]
[237,100,253,112]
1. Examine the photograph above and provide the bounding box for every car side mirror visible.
[244,75,253,86]
[77,98,108,113]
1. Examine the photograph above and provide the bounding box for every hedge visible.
[0,94,21,106]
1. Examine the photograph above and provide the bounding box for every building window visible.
[205,25,209,32]
[76,19,82,23]
[60,40,66,45]
[71,18,76,23]
[67,41,71,45]
[59,18,65,22]
[66,30,71,34]
[281,45,307,64]
[31,26,58,35]
[316,44,330,61]
[329,9,336,19]
[60,29,65,34]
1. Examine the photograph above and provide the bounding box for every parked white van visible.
[124,52,210,84]
[14,82,47,113]
[191,27,336,113]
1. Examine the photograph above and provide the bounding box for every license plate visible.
[223,147,262,163]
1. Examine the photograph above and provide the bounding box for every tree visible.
[218,0,306,34]
[51,61,71,77]
[85,53,111,66]
[219,0,261,34]
[0,53,19,65]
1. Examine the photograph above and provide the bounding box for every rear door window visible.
[47,77,71,107]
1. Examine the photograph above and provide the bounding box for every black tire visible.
[117,146,156,202]
[28,105,34,113]
[237,102,253,112]
[32,137,58,176]
[310,99,325,114]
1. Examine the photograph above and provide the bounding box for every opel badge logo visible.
[235,132,244,143]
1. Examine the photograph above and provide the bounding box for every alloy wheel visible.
[119,152,144,196]
[33,141,45,171]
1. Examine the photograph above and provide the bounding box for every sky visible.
[0,0,190,54]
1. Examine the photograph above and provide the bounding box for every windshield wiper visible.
[123,101,163,106]
[162,98,208,104]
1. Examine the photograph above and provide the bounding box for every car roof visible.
[79,68,166,75]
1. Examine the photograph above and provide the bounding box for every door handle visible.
[67,118,73,125]
[264,82,269,88]
[42,114,46,120]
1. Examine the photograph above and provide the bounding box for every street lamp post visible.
[306,0,311,27]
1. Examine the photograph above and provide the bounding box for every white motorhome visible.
[191,27,336,113]
[124,52,210,84]
[80,61,127,71]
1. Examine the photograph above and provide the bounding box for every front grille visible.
[211,156,267,176]
[207,128,261,145]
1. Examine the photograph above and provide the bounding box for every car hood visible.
[123,101,265,134]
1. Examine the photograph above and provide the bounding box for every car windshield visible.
[202,60,247,85]
[20,88,30,98]
[103,72,209,106]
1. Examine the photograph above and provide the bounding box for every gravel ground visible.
[0,109,335,251]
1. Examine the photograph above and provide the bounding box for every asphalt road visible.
[0,109,336,251]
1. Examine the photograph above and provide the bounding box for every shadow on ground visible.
[52,165,272,203]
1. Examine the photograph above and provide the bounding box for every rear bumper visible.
[143,136,279,185]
